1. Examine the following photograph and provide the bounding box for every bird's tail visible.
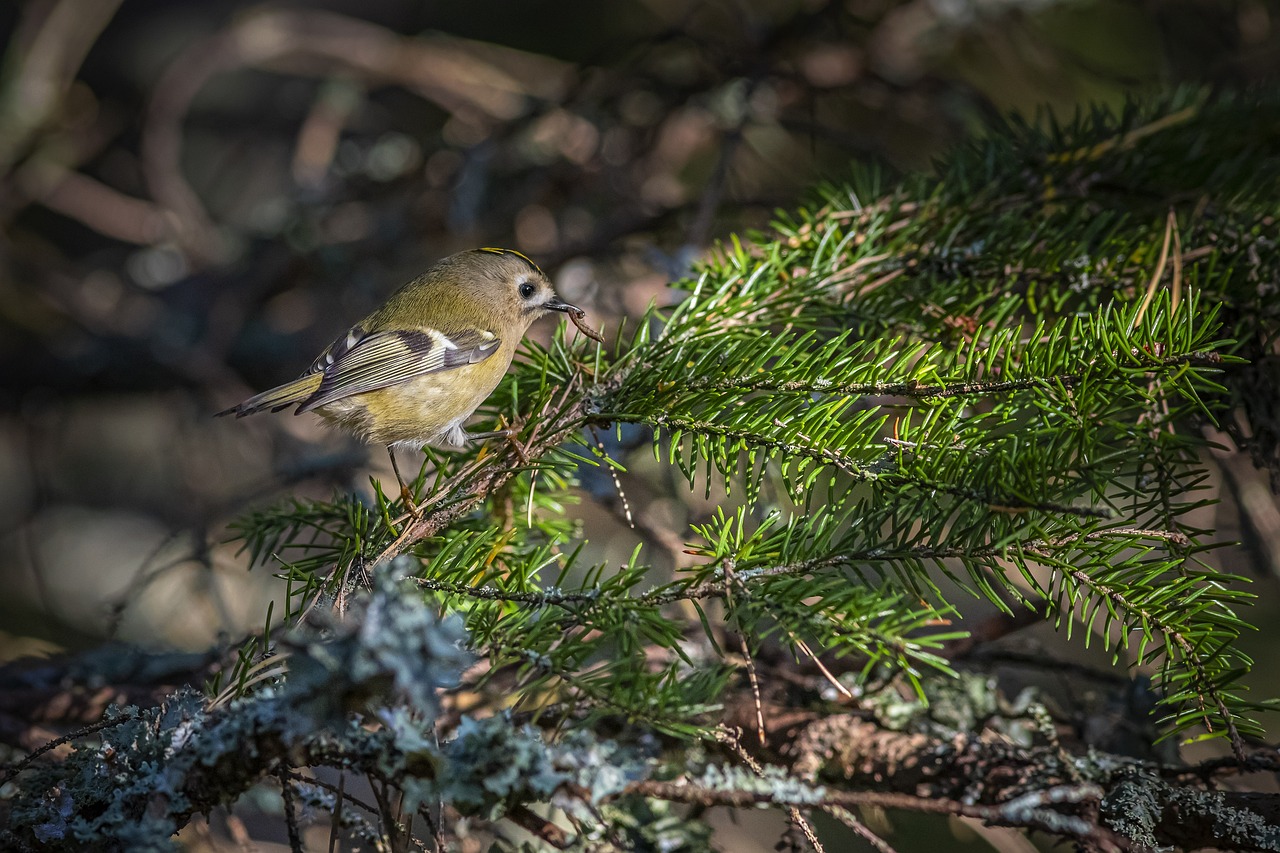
[215,374,323,418]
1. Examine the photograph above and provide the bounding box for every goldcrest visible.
[218,248,598,454]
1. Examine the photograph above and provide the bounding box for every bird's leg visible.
[387,445,422,519]
[469,414,530,463]
[467,428,513,440]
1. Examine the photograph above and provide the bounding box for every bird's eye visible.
[518,281,537,299]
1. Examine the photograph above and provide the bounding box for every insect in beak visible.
[545,296,604,342]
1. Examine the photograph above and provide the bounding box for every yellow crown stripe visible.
[476,246,545,275]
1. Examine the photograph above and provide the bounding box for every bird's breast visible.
[315,349,512,448]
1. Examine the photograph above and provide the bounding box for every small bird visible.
[218,247,600,496]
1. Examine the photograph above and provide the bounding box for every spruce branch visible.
[187,90,1280,849]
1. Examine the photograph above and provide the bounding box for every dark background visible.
[1,1,1278,849]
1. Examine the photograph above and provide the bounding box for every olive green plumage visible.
[218,248,584,449]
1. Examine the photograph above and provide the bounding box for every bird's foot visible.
[387,446,423,521]
[399,486,423,521]
[470,415,530,463]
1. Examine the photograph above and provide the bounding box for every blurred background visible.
[1,0,1279,848]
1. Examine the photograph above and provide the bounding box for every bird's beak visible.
[545,296,585,318]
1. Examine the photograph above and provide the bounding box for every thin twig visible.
[1,714,136,785]
[723,731,827,853]
[328,771,344,853]
[1130,209,1175,331]
[721,560,766,744]
[821,804,899,853]
[278,767,304,853]
[680,350,1226,399]
[619,780,1122,852]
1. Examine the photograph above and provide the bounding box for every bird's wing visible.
[296,325,500,413]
